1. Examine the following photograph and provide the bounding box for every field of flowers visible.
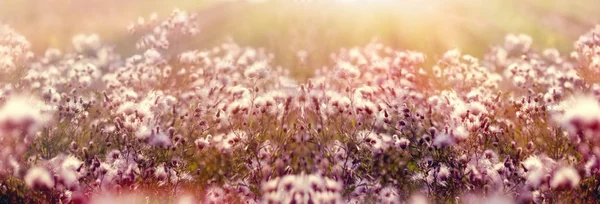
[2,2,600,204]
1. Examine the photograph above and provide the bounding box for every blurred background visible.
[1,0,599,79]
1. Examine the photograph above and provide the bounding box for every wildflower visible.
[438,165,451,181]
[143,48,162,64]
[550,166,581,190]
[555,95,600,133]
[195,135,211,150]
[154,164,168,181]
[521,155,555,189]
[148,131,172,148]
[433,133,455,148]
[244,60,269,79]
[585,156,599,176]
[0,24,32,74]
[361,131,386,154]
[106,150,121,163]
[56,155,84,190]
[441,49,461,65]
[452,125,469,141]
[25,166,54,190]
[335,61,360,79]
[0,94,51,136]
[395,135,410,150]
[378,186,400,204]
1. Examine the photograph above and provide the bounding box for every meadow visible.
[1,0,600,203]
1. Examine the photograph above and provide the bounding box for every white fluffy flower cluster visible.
[0,95,53,175]
[262,174,343,204]
[0,24,32,75]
